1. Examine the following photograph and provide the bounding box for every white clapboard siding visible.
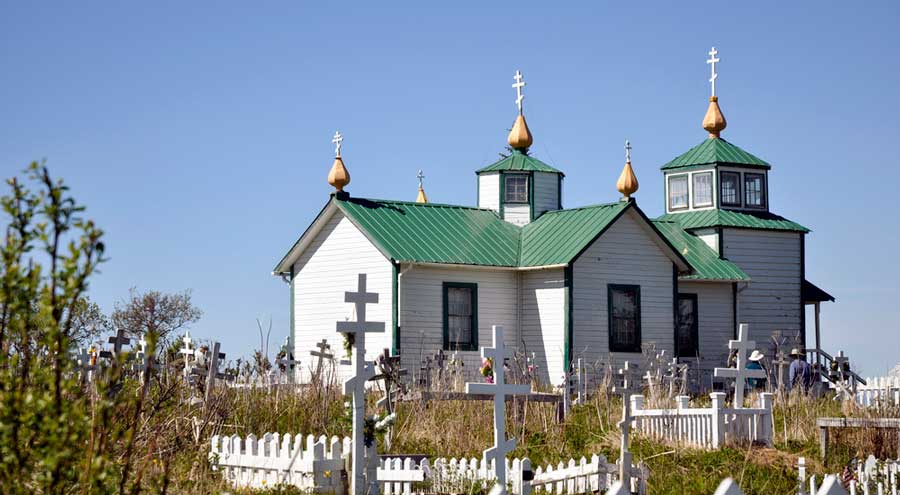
[398,265,518,373]
[722,229,802,352]
[532,172,560,218]
[679,281,734,374]
[521,268,566,385]
[293,210,393,383]
[478,172,500,212]
[573,209,676,368]
[503,204,531,226]
[693,228,719,255]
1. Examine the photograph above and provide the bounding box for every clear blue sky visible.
[2,2,898,374]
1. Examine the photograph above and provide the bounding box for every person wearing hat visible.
[746,350,767,390]
[789,348,812,390]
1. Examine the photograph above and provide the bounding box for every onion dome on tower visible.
[617,140,639,200]
[327,130,350,195]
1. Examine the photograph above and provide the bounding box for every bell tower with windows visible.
[476,70,564,226]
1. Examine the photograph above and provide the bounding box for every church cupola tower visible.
[660,47,771,216]
[476,70,564,226]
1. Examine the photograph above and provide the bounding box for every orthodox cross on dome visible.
[416,169,425,188]
[466,326,532,495]
[625,140,632,163]
[512,70,526,114]
[714,324,766,408]
[336,274,385,495]
[332,130,344,157]
[707,47,720,98]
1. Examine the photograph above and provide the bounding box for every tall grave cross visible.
[714,324,766,408]
[99,328,131,360]
[466,326,531,495]
[179,332,194,379]
[832,350,854,400]
[310,338,335,382]
[276,336,301,384]
[512,70,526,114]
[336,274,385,495]
[190,341,229,402]
[76,347,97,383]
[707,46,720,98]
[614,361,640,490]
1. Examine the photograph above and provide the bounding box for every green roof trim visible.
[657,208,810,233]
[476,150,564,175]
[661,138,771,171]
[336,197,520,267]
[653,220,750,282]
[519,202,630,266]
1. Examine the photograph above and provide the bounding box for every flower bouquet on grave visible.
[480,357,494,383]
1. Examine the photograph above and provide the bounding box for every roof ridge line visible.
[340,196,495,211]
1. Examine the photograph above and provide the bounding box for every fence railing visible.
[630,392,773,449]
[855,376,900,408]
[798,456,900,495]
[210,432,646,494]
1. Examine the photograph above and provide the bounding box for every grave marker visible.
[179,332,194,379]
[310,338,335,382]
[336,274,385,495]
[615,361,639,490]
[714,324,766,408]
[99,328,131,360]
[466,326,531,495]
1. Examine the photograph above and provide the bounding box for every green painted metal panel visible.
[656,208,810,233]
[519,201,630,266]
[661,138,771,171]
[652,220,751,281]
[336,197,521,267]
[476,150,564,175]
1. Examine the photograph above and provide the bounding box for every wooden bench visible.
[816,417,900,459]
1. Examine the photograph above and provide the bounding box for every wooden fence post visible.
[710,392,726,449]
[759,392,774,446]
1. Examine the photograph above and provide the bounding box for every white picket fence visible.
[856,377,900,408]
[799,456,900,495]
[211,432,646,494]
[630,392,773,449]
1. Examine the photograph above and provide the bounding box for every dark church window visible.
[504,175,528,203]
[744,173,766,208]
[720,171,741,206]
[676,294,699,357]
[443,282,478,351]
[608,284,641,352]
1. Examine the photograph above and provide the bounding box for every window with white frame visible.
[504,174,528,203]
[744,173,766,208]
[668,175,689,210]
[693,172,713,207]
[720,171,741,207]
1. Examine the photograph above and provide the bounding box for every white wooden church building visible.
[273,55,833,385]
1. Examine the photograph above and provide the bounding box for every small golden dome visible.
[702,96,727,138]
[328,156,350,192]
[617,140,639,199]
[507,114,533,150]
[416,185,428,203]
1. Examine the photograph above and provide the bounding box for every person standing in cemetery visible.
[789,348,812,390]
[746,350,767,390]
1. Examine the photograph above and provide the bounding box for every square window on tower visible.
[668,175,689,210]
[504,175,528,203]
[744,173,766,208]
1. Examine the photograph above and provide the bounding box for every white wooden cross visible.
[336,273,385,495]
[310,338,335,381]
[179,332,194,378]
[714,324,766,408]
[832,351,854,400]
[707,46,720,98]
[466,326,531,495]
[332,130,344,157]
[614,361,639,489]
[512,70,526,114]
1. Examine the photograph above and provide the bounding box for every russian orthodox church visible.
[273,51,833,385]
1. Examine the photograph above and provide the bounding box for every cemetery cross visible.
[615,361,639,491]
[465,325,531,495]
[99,328,131,360]
[179,332,194,379]
[714,324,766,408]
[310,338,335,382]
[336,274,385,495]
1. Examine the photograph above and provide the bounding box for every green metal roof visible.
[656,208,810,233]
[661,138,771,171]
[519,202,630,266]
[336,197,520,267]
[652,220,750,282]
[475,150,564,175]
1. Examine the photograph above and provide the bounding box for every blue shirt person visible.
[788,348,812,389]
